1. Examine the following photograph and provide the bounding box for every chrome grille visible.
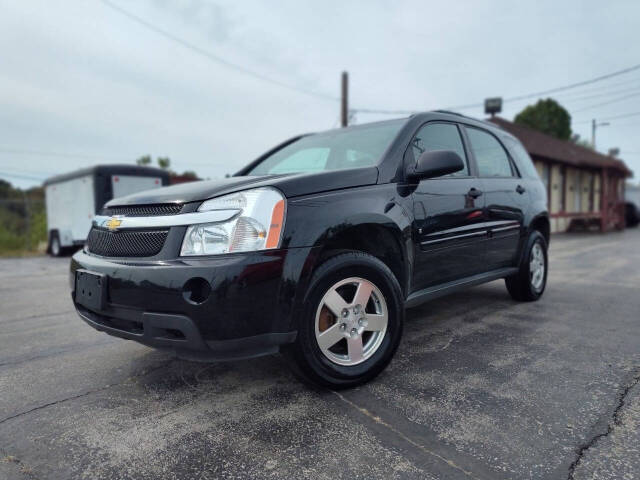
[87,228,168,257]
[101,204,182,217]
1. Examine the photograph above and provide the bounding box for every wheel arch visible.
[314,222,409,298]
[529,214,550,245]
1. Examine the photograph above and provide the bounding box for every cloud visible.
[1,0,639,188]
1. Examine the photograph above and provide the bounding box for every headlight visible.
[180,187,286,256]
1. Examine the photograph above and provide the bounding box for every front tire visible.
[505,230,548,301]
[285,252,404,389]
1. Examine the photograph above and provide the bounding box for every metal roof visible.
[43,164,170,186]
[488,117,631,176]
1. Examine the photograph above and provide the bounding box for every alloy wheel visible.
[314,277,388,366]
[529,242,545,291]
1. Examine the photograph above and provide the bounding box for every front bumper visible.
[70,247,316,361]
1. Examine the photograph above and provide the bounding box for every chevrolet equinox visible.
[71,111,549,388]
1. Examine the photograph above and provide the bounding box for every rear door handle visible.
[516,184,526,194]
[467,188,483,199]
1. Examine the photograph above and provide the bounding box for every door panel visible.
[408,122,487,293]
[481,178,528,268]
[412,178,486,291]
[463,126,526,269]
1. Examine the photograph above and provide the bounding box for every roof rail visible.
[433,109,469,118]
[432,110,500,129]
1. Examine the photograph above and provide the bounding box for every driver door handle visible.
[467,188,483,199]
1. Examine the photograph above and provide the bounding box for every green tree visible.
[157,157,171,169]
[136,155,151,166]
[180,170,198,179]
[0,181,46,255]
[514,98,572,140]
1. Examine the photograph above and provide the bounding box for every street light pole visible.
[591,119,610,150]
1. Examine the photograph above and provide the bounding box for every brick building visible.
[489,117,632,233]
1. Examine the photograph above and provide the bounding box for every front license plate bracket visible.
[75,269,107,311]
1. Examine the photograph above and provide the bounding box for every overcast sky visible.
[1,0,640,189]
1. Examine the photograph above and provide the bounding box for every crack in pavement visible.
[0,338,116,369]
[567,367,640,479]
[0,390,109,428]
[332,390,485,480]
[0,358,175,426]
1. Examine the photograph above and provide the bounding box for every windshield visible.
[246,120,406,176]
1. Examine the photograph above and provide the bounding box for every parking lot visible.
[1,230,639,480]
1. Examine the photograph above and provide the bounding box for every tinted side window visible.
[412,123,469,176]
[466,127,514,177]
[503,136,540,179]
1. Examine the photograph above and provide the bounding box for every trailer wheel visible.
[49,231,63,257]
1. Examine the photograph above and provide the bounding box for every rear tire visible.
[505,230,548,302]
[284,251,404,389]
[49,231,63,257]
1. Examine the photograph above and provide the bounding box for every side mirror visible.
[407,150,465,180]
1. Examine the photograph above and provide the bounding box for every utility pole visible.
[23,190,31,251]
[341,71,348,128]
[591,119,610,150]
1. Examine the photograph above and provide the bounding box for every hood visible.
[105,167,379,207]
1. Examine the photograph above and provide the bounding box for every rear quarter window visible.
[503,136,540,179]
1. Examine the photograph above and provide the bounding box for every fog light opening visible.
[182,277,211,305]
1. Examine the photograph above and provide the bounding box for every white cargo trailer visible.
[44,165,170,256]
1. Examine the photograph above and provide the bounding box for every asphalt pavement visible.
[1,229,639,479]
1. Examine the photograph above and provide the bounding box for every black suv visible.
[71,111,549,388]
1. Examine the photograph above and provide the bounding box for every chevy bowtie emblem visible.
[105,217,122,231]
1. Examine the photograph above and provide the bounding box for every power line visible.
[605,119,640,128]
[107,0,640,116]
[555,86,640,104]
[0,171,47,182]
[446,63,640,111]
[0,146,233,171]
[571,92,640,114]
[505,64,640,102]
[95,2,640,120]
[444,84,640,112]
[0,146,131,162]
[99,0,339,102]
[351,63,640,115]
[546,76,640,97]
[598,110,640,122]
[0,165,57,176]
[573,110,640,125]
